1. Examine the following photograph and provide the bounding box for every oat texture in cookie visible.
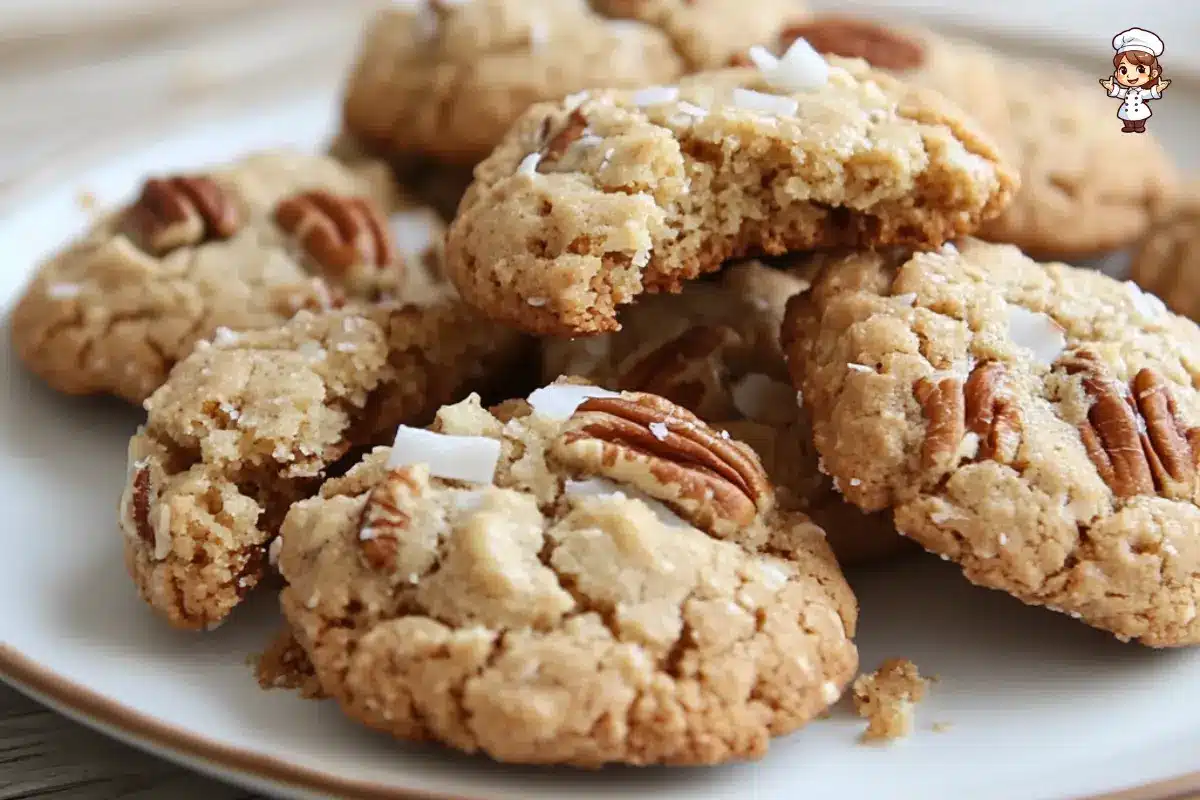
[277,386,858,767]
[770,16,1177,258]
[1131,187,1200,322]
[446,54,1017,335]
[117,302,530,630]
[12,150,450,404]
[783,237,1200,646]
[543,259,908,565]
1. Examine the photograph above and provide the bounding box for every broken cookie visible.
[445,47,1016,335]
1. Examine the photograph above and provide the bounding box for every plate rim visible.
[1,642,1198,800]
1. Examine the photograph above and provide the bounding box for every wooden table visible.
[0,3,373,796]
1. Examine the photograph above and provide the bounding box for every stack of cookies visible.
[14,0,1200,767]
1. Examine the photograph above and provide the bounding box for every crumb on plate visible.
[852,658,929,743]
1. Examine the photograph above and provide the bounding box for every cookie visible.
[13,150,446,403]
[117,302,530,630]
[783,237,1200,646]
[1130,187,1200,321]
[342,0,684,168]
[771,16,1178,259]
[445,54,1017,335]
[542,259,907,565]
[277,387,858,767]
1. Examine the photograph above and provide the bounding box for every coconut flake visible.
[528,18,549,49]
[648,421,669,441]
[268,536,283,567]
[388,426,501,484]
[448,489,488,514]
[759,37,829,93]
[893,292,918,306]
[676,101,709,118]
[526,383,621,420]
[847,363,874,374]
[153,505,172,560]
[564,91,590,112]
[516,152,542,175]
[1125,281,1168,320]
[1006,305,1066,366]
[564,478,688,528]
[821,681,841,705]
[731,88,799,118]
[389,209,440,263]
[632,86,679,107]
[731,373,794,423]
[47,282,82,299]
[747,44,779,72]
[213,326,240,347]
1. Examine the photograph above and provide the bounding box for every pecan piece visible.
[616,325,741,421]
[121,175,240,255]
[274,191,395,291]
[358,467,425,572]
[964,363,1021,463]
[539,109,589,170]
[553,393,773,538]
[129,460,155,547]
[914,375,964,470]
[1133,368,1199,497]
[916,362,1023,471]
[780,16,925,71]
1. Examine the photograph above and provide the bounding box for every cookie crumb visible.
[932,721,953,733]
[253,628,324,699]
[76,189,98,212]
[852,658,929,743]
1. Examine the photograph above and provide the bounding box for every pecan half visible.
[553,393,773,538]
[780,16,925,71]
[915,362,1022,471]
[615,325,741,422]
[358,467,424,572]
[274,191,395,290]
[121,175,240,255]
[1066,354,1200,499]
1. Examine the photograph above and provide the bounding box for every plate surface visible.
[3,14,1200,800]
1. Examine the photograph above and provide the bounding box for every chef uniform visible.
[1108,28,1164,132]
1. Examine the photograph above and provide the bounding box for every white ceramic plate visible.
[4,11,1200,800]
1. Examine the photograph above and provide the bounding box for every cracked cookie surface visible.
[1131,186,1200,322]
[278,389,857,767]
[771,15,1177,258]
[12,150,447,404]
[783,237,1200,646]
[117,302,531,630]
[542,259,907,565]
[445,58,1016,335]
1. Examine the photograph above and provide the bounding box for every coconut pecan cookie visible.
[277,387,858,767]
[543,259,907,565]
[767,15,1178,258]
[117,303,530,630]
[13,151,447,404]
[445,54,1016,335]
[1131,187,1200,321]
[783,237,1200,646]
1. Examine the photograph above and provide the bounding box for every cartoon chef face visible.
[1114,53,1160,88]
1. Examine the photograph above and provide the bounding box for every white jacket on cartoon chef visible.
[1100,28,1171,133]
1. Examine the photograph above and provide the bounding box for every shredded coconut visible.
[847,363,874,374]
[731,87,799,118]
[756,37,829,92]
[648,421,669,441]
[631,86,679,106]
[516,152,542,175]
[526,383,620,420]
[388,427,501,484]
[1006,305,1066,366]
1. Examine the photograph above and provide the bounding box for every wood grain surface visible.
[0,3,373,797]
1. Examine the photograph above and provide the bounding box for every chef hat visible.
[1112,28,1164,58]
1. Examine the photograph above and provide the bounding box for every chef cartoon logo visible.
[1101,27,1171,133]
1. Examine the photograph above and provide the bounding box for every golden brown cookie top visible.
[278,386,858,766]
[446,54,1016,335]
[784,237,1200,646]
